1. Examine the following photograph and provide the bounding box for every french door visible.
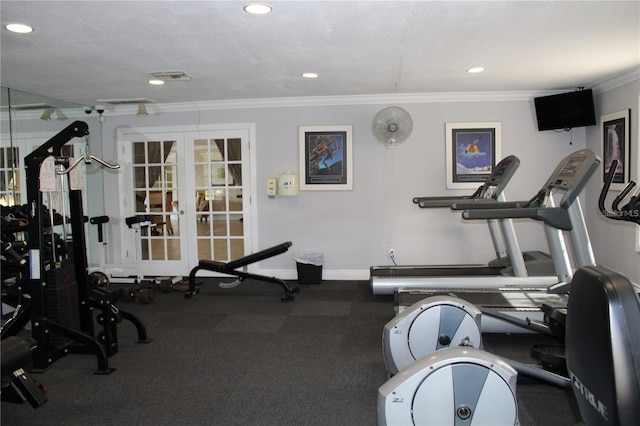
[117,126,253,277]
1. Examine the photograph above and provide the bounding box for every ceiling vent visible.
[149,71,193,81]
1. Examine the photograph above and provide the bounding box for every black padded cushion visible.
[197,242,293,271]
[1,336,32,377]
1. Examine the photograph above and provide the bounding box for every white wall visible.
[6,82,637,284]
[99,93,591,279]
[585,79,640,283]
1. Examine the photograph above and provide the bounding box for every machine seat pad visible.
[1,336,33,377]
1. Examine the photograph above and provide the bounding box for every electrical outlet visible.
[388,248,396,258]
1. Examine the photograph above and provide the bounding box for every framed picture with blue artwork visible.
[445,122,502,189]
[299,125,353,191]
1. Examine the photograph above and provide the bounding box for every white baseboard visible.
[259,269,370,281]
[94,265,371,281]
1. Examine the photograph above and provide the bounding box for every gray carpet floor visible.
[1,279,581,425]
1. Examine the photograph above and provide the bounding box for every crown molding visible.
[133,90,548,115]
[591,67,640,94]
[6,70,639,120]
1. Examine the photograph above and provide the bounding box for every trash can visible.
[294,252,324,284]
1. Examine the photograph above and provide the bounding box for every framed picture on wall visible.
[637,97,639,252]
[445,122,502,189]
[601,109,630,191]
[299,125,353,191]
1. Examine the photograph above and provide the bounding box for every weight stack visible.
[45,260,81,348]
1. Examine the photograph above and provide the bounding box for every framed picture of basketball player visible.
[299,125,353,191]
[601,109,630,191]
[445,122,502,189]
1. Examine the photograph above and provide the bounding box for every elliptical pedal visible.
[531,344,567,376]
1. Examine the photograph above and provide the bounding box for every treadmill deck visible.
[395,288,568,334]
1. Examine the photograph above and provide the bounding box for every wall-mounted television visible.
[534,89,596,131]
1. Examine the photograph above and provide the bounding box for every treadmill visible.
[418,155,553,277]
[371,155,554,295]
[370,148,600,296]
[393,149,600,333]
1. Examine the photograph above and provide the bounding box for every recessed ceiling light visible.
[5,23,34,34]
[244,3,272,15]
[467,67,485,74]
[149,79,165,85]
[302,72,319,79]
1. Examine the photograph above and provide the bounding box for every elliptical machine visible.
[378,158,640,426]
[599,159,639,225]
[378,264,640,425]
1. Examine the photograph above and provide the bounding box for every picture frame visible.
[299,125,353,191]
[636,97,639,252]
[601,109,630,191]
[445,122,502,189]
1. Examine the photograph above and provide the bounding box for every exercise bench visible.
[185,241,300,301]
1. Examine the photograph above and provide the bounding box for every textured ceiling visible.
[1,1,639,109]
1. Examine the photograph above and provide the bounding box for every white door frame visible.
[116,123,257,277]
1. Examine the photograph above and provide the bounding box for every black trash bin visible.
[294,252,324,284]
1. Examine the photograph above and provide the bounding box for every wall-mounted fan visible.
[372,106,413,148]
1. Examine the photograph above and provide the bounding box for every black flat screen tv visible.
[534,89,596,131]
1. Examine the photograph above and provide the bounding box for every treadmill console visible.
[559,155,586,177]
[544,150,600,209]
[486,156,516,185]
[484,155,520,195]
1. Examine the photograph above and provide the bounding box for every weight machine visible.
[14,121,151,374]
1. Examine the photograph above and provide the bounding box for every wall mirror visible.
[1,86,105,260]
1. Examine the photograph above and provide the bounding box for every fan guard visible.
[372,106,413,147]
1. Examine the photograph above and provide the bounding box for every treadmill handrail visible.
[413,155,520,207]
[416,195,475,208]
[462,206,572,230]
[413,195,472,203]
[451,199,526,210]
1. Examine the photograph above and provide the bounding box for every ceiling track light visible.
[40,108,53,121]
[137,104,149,117]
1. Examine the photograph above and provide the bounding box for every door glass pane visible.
[213,238,228,261]
[211,139,224,161]
[227,164,241,186]
[212,165,226,187]
[193,137,244,262]
[229,188,242,212]
[148,166,161,187]
[230,239,244,261]
[212,188,226,212]
[228,138,241,161]
[0,147,21,206]
[134,167,146,188]
[151,240,164,260]
[131,140,179,262]
[229,213,243,236]
[147,142,161,162]
[194,139,209,162]
[213,213,228,237]
[194,164,209,187]
[197,239,212,260]
[133,142,145,163]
